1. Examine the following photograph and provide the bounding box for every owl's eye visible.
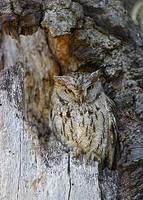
[87,85,94,90]
[65,88,73,94]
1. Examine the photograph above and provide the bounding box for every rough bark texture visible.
[0,0,143,199]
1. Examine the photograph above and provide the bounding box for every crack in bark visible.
[16,135,22,200]
[67,153,72,200]
[16,115,23,200]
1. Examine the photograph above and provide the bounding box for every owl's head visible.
[53,71,103,104]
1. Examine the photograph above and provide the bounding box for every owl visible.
[49,71,117,168]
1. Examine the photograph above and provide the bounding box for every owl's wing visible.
[106,96,118,169]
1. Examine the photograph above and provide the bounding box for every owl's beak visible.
[79,96,84,103]
[75,95,83,104]
[78,90,87,103]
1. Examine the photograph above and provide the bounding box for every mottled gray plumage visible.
[50,71,117,168]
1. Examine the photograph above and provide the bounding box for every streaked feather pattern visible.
[50,71,117,168]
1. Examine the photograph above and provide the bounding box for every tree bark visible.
[0,0,143,199]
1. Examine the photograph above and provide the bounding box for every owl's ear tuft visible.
[89,70,102,82]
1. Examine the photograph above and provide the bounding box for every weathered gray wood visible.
[1,0,143,199]
[0,89,101,199]
[69,160,101,200]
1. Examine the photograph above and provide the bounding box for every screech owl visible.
[49,71,117,168]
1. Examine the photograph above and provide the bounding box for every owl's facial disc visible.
[54,71,102,104]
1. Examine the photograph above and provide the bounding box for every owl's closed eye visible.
[53,71,102,104]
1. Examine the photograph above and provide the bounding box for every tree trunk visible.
[0,0,143,199]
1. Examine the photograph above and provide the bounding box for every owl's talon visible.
[72,147,84,161]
